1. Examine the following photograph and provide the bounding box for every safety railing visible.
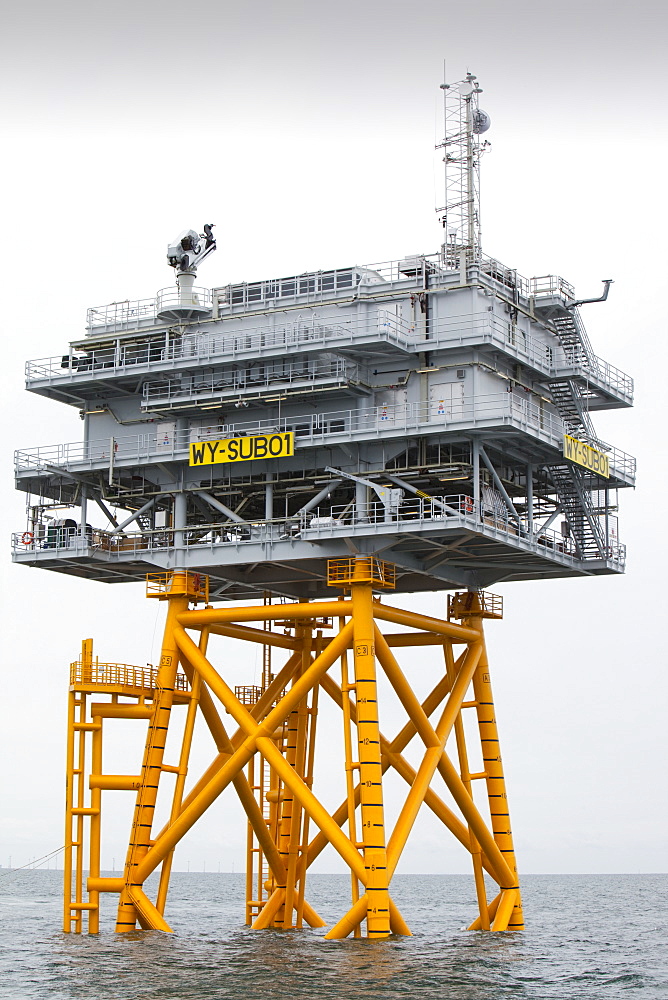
[194,392,564,443]
[13,495,626,570]
[327,556,397,589]
[25,310,414,383]
[477,256,531,298]
[448,591,503,620]
[52,251,573,345]
[146,570,209,603]
[427,312,572,376]
[156,286,213,314]
[83,262,412,334]
[301,496,625,567]
[22,314,407,384]
[302,495,482,535]
[235,685,263,706]
[217,253,543,306]
[303,494,565,545]
[86,287,210,331]
[564,352,634,399]
[153,310,415,362]
[12,392,557,465]
[26,339,170,380]
[69,659,189,692]
[141,357,363,407]
[86,297,158,331]
[81,255,456,335]
[530,274,576,301]
[218,257,447,309]
[12,528,174,553]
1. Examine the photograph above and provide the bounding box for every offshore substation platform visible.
[13,74,634,937]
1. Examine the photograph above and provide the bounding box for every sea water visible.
[1,871,666,999]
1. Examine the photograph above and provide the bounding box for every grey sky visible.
[2,1,667,130]
[1,1,666,879]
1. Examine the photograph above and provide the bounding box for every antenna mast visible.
[437,72,490,268]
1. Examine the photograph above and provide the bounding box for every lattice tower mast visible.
[437,72,490,267]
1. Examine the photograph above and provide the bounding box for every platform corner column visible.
[350,577,391,938]
[115,572,190,933]
[468,607,524,931]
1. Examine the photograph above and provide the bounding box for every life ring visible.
[21,531,34,545]
[462,497,474,515]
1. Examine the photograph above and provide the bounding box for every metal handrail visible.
[86,297,158,330]
[156,286,213,312]
[25,310,413,382]
[69,659,189,692]
[141,357,362,406]
[576,354,634,397]
[530,274,576,300]
[477,256,531,298]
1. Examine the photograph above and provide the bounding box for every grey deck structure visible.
[13,250,634,601]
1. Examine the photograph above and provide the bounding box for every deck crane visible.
[166,223,216,272]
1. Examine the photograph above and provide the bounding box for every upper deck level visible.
[24,253,633,414]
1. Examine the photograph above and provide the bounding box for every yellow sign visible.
[562,434,609,479]
[190,432,294,467]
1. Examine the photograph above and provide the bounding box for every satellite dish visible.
[472,109,491,134]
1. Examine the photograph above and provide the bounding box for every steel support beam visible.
[197,490,248,524]
[478,446,522,525]
[110,497,157,535]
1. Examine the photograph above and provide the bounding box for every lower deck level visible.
[13,496,624,599]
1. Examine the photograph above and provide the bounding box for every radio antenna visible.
[436,71,491,268]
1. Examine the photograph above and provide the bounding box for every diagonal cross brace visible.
[132,621,354,884]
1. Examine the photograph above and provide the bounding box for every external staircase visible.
[544,307,607,558]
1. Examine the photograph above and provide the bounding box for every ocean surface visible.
[0,871,666,1000]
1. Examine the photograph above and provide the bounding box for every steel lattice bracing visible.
[63,566,523,937]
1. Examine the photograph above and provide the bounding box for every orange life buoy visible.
[21,531,34,545]
[462,497,474,515]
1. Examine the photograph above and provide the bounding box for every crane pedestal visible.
[64,561,523,937]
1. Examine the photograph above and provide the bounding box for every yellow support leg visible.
[275,696,301,926]
[444,640,490,930]
[351,576,390,939]
[63,684,77,933]
[471,636,524,930]
[88,706,102,934]
[295,638,320,929]
[281,628,311,928]
[451,591,524,931]
[116,574,190,932]
[338,620,361,936]
[155,630,206,916]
